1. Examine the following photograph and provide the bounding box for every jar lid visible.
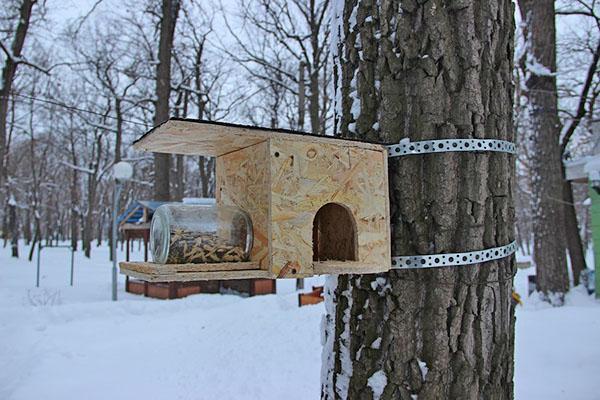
[150,207,171,264]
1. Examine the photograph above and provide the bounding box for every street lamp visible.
[112,161,133,301]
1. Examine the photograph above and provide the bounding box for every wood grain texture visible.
[216,141,271,270]
[120,264,271,282]
[313,261,384,275]
[119,261,258,274]
[134,119,385,156]
[270,138,390,277]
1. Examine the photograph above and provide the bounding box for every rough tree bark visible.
[322,1,516,399]
[153,0,180,201]
[518,0,569,301]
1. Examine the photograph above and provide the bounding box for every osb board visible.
[119,261,258,275]
[312,261,384,275]
[216,141,271,270]
[270,138,391,277]
[134,119,384,157]
[120,267,273,282]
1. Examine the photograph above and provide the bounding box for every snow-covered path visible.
[0,243,598,399]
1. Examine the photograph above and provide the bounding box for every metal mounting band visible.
[387,139,516,157]
[391,241,517,269]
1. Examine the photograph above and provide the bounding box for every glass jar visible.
[150,204,253,264]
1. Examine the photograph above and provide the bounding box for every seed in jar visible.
[164,229,248,264]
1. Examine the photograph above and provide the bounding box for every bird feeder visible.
[119,118,391,281]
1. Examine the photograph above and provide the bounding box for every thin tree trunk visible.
[519,0,569,302]
[174,154,184,201]
[115,98,123,163]
[8,196,18,258]
[322,1,516,398]
[69,119,79,251]
[23,208,31,245]
[309,67,320,134]
[562,165,586,285]
[83,177,97,258]
[308,0,321,135]
[153,0,180,201]
[27,218,39,261]
[298,61,306,130]
[97,210,104,247]
[83,137,101,258]
[297,60,306,291]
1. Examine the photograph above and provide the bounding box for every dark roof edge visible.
[133,118,392,147]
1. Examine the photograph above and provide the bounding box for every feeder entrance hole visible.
[312,203,358,262]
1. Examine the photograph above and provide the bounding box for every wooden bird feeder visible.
[119,118,391,281]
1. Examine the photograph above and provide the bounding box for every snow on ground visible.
[0,242,599,399]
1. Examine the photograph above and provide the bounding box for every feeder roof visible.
[133,118,387,157]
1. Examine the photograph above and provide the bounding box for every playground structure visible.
[36,243,75,288]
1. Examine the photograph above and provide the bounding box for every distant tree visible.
[0,0,44,238]
[519,0,570,303]
[223,0,331,133]
[556,0,600,286]
[153,0,180,202]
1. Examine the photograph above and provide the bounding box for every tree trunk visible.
[83,176,97,258]
[70,171,79,251]
[23,208,31,245]
[298,61,306,131]
[70,127,79,251]
[8,197,18,258]
[322,1,516,399]
[174,154,184,201]
[27,218,39,261]
[562,165,586,285]
[115,97,123,163]
[152,0,180,202]
[309,66,320,135]
[518,0,569,302]
[297,60,306,291]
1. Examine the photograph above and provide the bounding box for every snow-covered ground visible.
[0,242,598,399]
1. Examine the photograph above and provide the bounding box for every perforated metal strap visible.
[387,139,516,157]
[391,241,517,269]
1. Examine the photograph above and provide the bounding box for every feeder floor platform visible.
[119,261,269,282]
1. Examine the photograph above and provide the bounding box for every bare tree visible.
[223,0,331,133]
[153,0,180,201]
[519,0,570,304]
[0,0,43,222]
[556,0,600,285]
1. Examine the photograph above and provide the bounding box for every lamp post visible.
[112,161,133,301]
